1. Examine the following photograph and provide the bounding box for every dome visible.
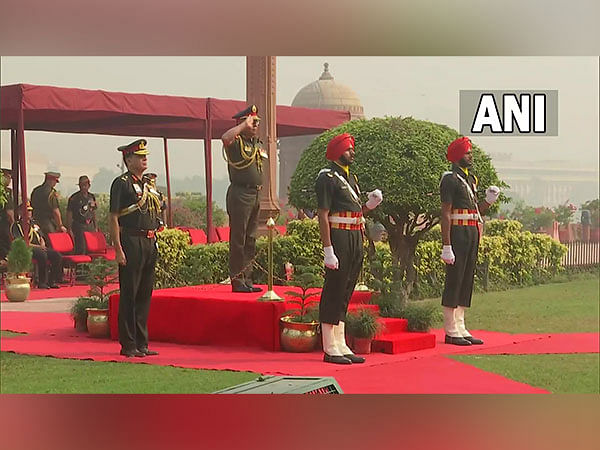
[291,63,364,118]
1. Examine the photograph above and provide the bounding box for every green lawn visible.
[450,353,599,394]
[0,352,258,394]
[425,276,599,334]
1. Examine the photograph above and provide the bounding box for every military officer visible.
[0,168,15,260]
[221,105,266,293]
[109,139,162,358]
[316,133,383,364]
[440,136,500,345]
[66,175,98,254]
[30,171,67,236]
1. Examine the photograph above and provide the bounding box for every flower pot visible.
[279,316,320,352]
[351,337,373,354]
[5,276,31,302]
[86,308,110,338]
[73,314,88,332]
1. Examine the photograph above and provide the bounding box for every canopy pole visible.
[204,98,217,242]
[162,137,173,228]
[10,129,19,217]
[16,97,29,244]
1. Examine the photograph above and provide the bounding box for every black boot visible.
[324,353,352,364]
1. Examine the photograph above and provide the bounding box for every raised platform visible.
[108,284,435,353]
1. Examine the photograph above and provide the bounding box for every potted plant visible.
[279,263,323,352]
[5,238,33,302]
[70,258,119,337]
[345,307,383,354]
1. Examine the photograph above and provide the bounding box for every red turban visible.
[326,133,355,161]
[447,137,472,163]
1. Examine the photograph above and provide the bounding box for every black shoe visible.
[232,284,253,293]
[120,349,146,358]
[48,283,59,289]
[444,335,472,346]
[138,348,159,356]
[323,353,352,364]
[38,284,50,289]
[344,354,366,364]
[464,336,484,345]
[245,284,263,293]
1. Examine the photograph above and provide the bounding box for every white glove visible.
[441,245,455,265]
[365,189,383,210]
[485,185,500,204]
[323,246,339,270]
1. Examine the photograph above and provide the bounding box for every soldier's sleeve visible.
[48,190,59,210]
[66,193,76,213]
[315,171,334,210]
[109,178,125,214]
[225,136,243,163]
[440,173,455,204]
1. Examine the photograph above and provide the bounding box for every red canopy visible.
[0,84,349,138]
[0,83,350,242]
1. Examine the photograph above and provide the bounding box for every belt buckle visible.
[146,230,155,239]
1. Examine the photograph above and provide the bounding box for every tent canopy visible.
[0,83,350,138]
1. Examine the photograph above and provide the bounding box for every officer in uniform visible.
[221,105,266,293]
[0,168,15,260]
[31,171,67,236]
[440,137,500,345]
[12,201,63,289]
[67,175,98,254]
[316,133,383,364]
[109,139,162,358]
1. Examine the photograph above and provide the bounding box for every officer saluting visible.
[440,137,500,346]
[109,139,162,358]
[316,133,383,365]
[221,105,266,293]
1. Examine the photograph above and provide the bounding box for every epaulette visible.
[439,171,453,188]
[120,174,128,181]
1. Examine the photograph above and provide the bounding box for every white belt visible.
[450,213,479,220]
[328,216,365,225]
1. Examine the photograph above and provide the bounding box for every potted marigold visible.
[5,238,33,302]
[279,263,322,352]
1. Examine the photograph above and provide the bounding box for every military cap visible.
[19,200,33,211]
[146,172,158,179]
[117,139,150,156]
[45,171,61,182]
[1,168,12,177]
[232,104,261,121]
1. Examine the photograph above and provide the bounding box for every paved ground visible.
[1,297,76,313]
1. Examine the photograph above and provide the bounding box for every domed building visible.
[279,63,364,203]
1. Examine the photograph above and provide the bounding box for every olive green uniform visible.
[67,191,97,254]
[31,183,60,235]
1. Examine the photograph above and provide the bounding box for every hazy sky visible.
[1,56,598,198]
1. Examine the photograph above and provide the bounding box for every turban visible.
[447,137,472,163]
[326,133,355,161]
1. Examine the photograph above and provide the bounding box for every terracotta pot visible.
[5,276,31,302]
[86,308,110,338]
[279,316,320,352]
[351,337,373,354]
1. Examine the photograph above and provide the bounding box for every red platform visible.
[108,284,436,353]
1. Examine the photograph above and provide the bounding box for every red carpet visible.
[1,283,119,302]
[3,311,596,393]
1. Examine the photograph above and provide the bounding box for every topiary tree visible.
[289,116,506,299]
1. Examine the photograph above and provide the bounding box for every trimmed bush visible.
[154,228,192,288]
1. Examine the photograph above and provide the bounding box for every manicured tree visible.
[289,116,506,299]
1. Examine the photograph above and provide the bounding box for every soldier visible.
[109,139,162,358]
[66,175,98,254]
[440,137,500,345]
[316,133,383,364]
[30,171,67,236]
[12,202,63,289]
[221,105,266,293]
[0,168,15,260]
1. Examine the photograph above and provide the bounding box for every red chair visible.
[215,226,230,242]
[83,231,116,261]
[46,232,92,285]
[275,225,286,236]
[187,228,208,245]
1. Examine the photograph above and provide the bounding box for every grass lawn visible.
[424,275,599,334]
[0,352,259,394]
[450,353,599,394]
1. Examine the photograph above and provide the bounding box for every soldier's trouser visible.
[118,234,157,351]
[320,228,364,324]
[442,226,479,308]
[0,223,10,259]
[38,219,58,238]
[72,222,94,254]
[32,247,63,285]
[226,184,260,287]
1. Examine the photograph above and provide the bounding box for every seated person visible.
[12,202,63,289]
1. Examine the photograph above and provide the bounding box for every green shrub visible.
[282,263,323,323]
[154,228,191,288]
[399,301,441,332]
[7,238,32,274]
[179,242,230,285]
[345,307,383,339]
